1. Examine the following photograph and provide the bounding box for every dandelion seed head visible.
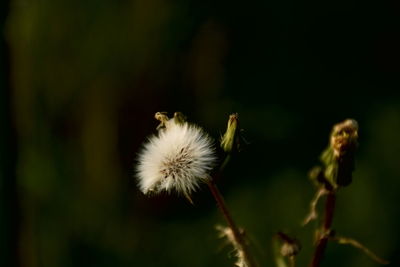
[137,118,216,196]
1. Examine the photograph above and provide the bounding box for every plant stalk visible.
[310,191,336,267]
[207,179,257,267]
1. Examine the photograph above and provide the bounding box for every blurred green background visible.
[1,0,400,266]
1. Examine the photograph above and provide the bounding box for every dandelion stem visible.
[310,191,336,267]
[207,179,257,267]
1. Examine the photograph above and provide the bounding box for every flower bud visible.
[220,113,239,153]
[330,119,358,158]
[319,119,359,189]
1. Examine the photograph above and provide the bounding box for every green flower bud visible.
[220,113,239,153]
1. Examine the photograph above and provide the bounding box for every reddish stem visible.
[207,179,257,267]
[310,191,336,267]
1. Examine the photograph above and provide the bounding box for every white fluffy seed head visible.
[136,119,217,197]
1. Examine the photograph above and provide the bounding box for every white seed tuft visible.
[136,119,216,197]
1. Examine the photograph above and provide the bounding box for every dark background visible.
[1,0,400,266]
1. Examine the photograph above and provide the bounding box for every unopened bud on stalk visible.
[320,119,359,189]
[220,113,240,153]
[330,119,358,158]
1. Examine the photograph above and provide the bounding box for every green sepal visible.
[173,112,187,125]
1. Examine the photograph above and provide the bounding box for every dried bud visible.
[330,119,358,158]
[220,113,239,153]
[317,119,359,189]
[155,112,170,130]
[276,232,301,257]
